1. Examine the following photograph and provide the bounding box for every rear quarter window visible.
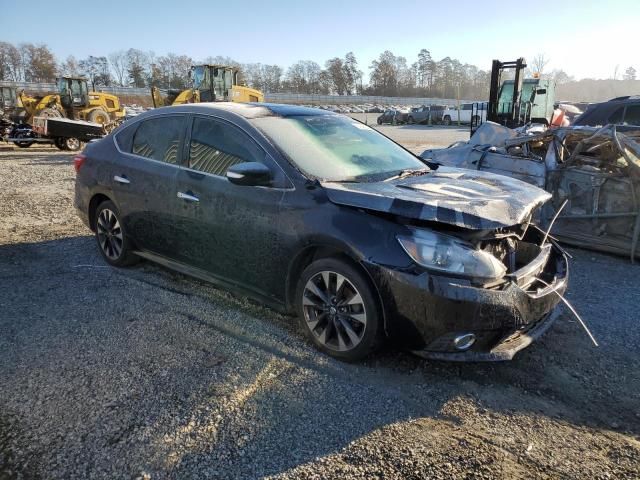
[113,122,137,152]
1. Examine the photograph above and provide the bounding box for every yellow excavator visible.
[151,64,264,108]
[19,77,125,127]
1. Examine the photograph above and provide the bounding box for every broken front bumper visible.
[365,240,568,361]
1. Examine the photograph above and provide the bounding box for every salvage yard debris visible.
[422,123,640,261]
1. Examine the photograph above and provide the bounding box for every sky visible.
[2,0,639,81]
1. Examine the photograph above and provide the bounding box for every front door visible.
[173,115,287,299]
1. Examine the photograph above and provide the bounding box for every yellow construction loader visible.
[19,77,125,126]
[151,64,264,108]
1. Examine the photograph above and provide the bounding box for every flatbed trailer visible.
[5,116,106,151]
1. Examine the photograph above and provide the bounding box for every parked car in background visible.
[407,105,430,124]
[573,96,640,127]
[74,103,567,362]
[428,104,448,124]
[442,103,488,125]
[377,109,408,125]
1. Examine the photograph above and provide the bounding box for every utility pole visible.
[456,82,461,126]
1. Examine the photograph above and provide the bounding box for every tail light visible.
[74,154,86,173]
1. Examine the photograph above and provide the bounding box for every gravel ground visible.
[0,139,639,480]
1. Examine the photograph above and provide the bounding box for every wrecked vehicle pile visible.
[422,123,640,261]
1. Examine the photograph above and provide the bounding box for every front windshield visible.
[251,114,427,182]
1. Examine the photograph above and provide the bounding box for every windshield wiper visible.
[383,168,430,182]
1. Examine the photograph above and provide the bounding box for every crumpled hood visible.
[321,166,551,230]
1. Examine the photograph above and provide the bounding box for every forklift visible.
[471,58,555,133]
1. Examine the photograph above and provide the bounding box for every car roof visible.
[142,102,336,120]
[573,97,639,126]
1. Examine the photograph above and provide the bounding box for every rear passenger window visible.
[188,116,264,176]
[132,116,184,164]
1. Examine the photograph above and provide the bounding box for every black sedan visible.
[75,103,568,362]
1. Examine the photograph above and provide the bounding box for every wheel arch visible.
[88,192,113,231]
[285,243,389,336]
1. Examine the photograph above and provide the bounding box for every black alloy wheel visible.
[297,258,381,361]
[94,201,138,267]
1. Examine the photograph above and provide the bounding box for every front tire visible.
[94,200,138,267]
[296,258,382,361]
[88,108,110,125]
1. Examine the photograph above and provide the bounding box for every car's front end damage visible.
[322,166,568,360]
[365,224,567,360]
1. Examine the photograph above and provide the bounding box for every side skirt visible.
[133,250,287,313]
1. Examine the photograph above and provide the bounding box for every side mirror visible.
[226,162,273,187]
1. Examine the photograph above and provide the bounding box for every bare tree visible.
[623,66,637,81]
[0,42,22,81]
[155,53,192,89]
[108,51,129,86]
[20,43,57,82]
[60,55,80,77]
[79,56,111,89]
[531,53,549,75]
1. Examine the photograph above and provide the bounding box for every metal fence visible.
[0,80,480,106]
[0,81,150,96]
[264,93,479,106]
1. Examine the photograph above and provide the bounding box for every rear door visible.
[112,114,186,257]
[173,114,287,299]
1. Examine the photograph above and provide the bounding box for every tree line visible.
[0,41,637,101]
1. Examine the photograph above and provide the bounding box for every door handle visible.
[114,175,130,184]
[177,191,199,202]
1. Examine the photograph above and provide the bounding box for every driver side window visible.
[188,116,264,177]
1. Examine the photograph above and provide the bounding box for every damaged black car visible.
[74,103,568,362]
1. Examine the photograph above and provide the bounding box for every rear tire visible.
[443,115,451,126]
[62,137,81,151]
[296,257,382,362]
[94,200,139,267]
